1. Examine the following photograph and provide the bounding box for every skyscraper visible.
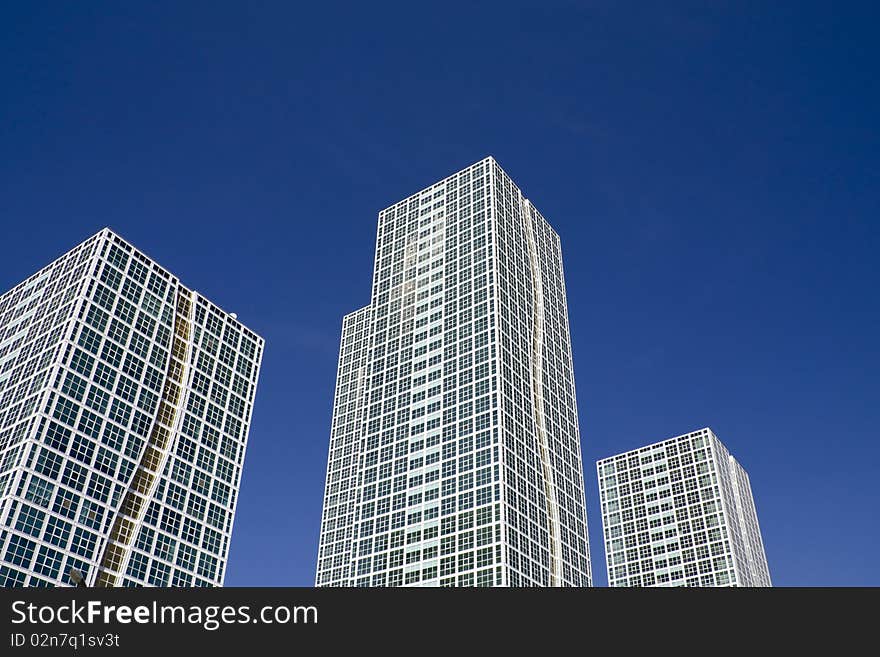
[316,156,592,587]
[0,228,263,587]
[597,427,771,587]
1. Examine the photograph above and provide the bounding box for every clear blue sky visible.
[2,1,877,586]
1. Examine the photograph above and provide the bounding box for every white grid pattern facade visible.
[597,428,772,587]
[0,228,263,587]
[316,156,592,587]
[318,307,370,586]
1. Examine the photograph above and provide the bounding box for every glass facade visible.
[597,428,771,587]
[0,229,263,587]
[316,156,592,587]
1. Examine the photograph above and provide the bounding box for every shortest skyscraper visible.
[597,428,771,587]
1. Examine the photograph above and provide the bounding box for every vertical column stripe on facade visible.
[96,288,194,586]
[522,199,563,586]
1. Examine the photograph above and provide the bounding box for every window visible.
[25,477,55,509]
[71,527,97,558]
[43,517,72,548]
[15,504,46,537]
[33,546,63,578]
[87,473,111,503]
[35,448,63,479]
[5,535,36,567]
[198,553,218,580]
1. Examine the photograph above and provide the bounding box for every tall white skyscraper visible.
[316,156,592,587]
[597,428,771,587]
[0,228,263,587]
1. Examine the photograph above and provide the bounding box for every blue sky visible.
[1,1,877,586]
